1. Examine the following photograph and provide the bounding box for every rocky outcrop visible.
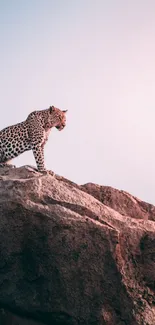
[81,183,155,221]
[0,165,155,325]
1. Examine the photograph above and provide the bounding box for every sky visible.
[0,0,155,204]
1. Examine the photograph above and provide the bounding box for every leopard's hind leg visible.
[0,149,14,167]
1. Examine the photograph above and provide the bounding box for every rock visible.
[0,308,44,325]
[81,183,155,221]
[0,166,155,325]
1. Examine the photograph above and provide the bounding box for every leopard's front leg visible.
[28,118,52,173]
[32,145,46,172]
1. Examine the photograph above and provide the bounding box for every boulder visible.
[81,183,155,221]
[0,165,155,325]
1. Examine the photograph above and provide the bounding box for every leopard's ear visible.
[63,110,68,113]
[49,106,55,113]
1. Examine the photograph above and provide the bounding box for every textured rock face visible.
[81,183,155,221]
[0,166,155,325]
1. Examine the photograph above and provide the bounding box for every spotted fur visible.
[0,106,67,171]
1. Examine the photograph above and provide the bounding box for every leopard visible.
[0,105,67,172]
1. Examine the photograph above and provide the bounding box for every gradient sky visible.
[0,0,155,204]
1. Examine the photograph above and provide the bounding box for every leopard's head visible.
[49,106,67,130]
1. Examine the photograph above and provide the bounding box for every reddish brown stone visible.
[81,183,155,221]
[0,166,154,325]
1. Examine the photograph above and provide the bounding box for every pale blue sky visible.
[1,0,155,203]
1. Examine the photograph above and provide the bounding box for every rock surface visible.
[81,183,155,221]
[0,165,155,325]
